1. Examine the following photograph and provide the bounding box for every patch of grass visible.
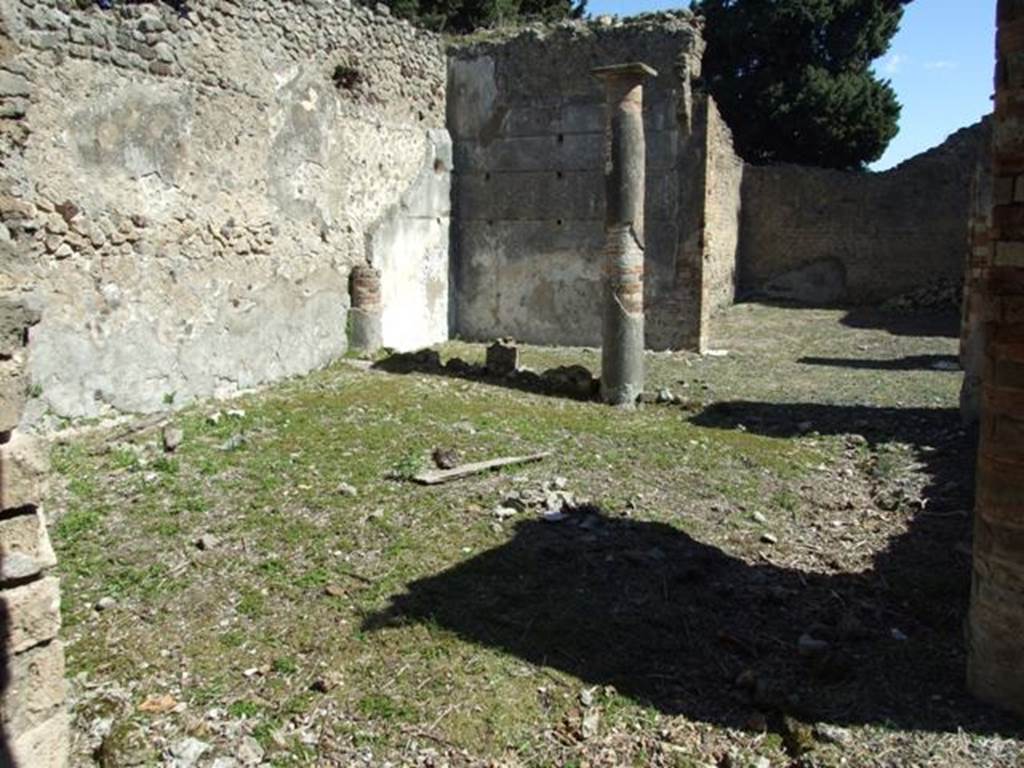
[46,306,998,767]
[357,694,411,721]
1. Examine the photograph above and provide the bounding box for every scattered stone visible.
[336,482,358,497]
[581,707,600,739]
[162,426,184,452]
[485,338,519,377]
[493,506,518,520]
[655,387,675,404]
[376,348,442,373]
[890,627,908,641]
[226,409,247,419]
[219,434,246,452]
[431,447,459,469]
[95,596,117,612]
[195,534,219,551]
[751,511,767,524]
[541,364,598,399]
[579,687,596,707]
[759,532,778,545]
[168,737,210,768]
[324,584,347,598]
[814,722,852,746]
[237,735,264,766]
[207,412,223,425]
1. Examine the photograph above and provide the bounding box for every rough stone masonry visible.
[0,294,68,767]
[0,0,450,425]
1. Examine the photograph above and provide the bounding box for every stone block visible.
[0,72,31,99]
[1,639,67,736]
[7,709,69,768]
[0,509,57,582]
[0,432,49,512]
[1,577,61,654]
[486,340,519,377]
[0,361,29,433]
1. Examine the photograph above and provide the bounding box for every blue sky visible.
[583,0,996,170]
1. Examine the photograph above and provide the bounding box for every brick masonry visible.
[966,0,1024,718]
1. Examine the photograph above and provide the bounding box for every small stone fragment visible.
[760,532,778,545]
[162,426,184,452]
[195,534,219,551]
[336,482,358,497]
[236,735,264,766]
[814,722,852,746]
[219,434,245,452]
[95,596,117,612]
[168,736,210,768]
[432,447,459,469]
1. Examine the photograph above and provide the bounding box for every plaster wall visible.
[448,15,705,350]
[0,0,449,424]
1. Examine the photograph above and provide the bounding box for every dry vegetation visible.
[49,304,1023,767]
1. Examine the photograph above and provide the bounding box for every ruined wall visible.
[738,120,991,305]
[0,295,68,767]
[448,15,705,350]
[702,100,742,317]
[0,0,448,425]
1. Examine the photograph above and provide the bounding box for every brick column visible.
[0,296,69,766]
[960,125,993,424]
[966,0,1024,716]
[348,264,383,357]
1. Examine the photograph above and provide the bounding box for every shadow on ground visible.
[364,401,1021,738]
[839,308,960,339]
[373,350,599,402]
[798,354,960,372]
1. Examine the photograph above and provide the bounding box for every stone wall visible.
[673,95,742,351]
[738,120,992,306]
[448,15,706,351]
[0,294,68,767]
[0,0,449,425]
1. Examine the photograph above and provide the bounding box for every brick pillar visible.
[960,124,993,424]
[966,0,1024,716]
[0,296,69,766]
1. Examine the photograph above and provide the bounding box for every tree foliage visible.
[692,0,912,169]
[385,0,585,33]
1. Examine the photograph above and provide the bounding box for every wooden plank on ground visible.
[412,451,552,485]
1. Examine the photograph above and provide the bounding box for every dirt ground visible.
[48,303,1024,767]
